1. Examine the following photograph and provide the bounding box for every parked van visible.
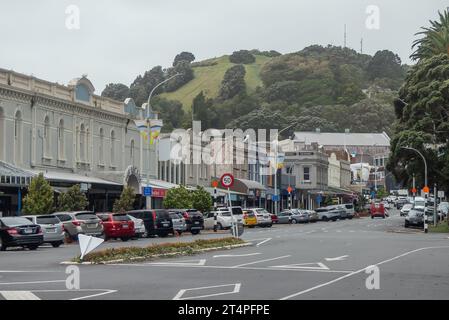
[127,209,173,238]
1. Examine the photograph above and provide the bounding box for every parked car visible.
[168,212,187,235]
[381,201,391,209]
[245,208,272,227]
[127,209,173,237]
[278,209,309,224]
[167,209,203,234]
[243,210,258,228]
[96,213,135,241]
[0,217,44,251]
[343,203,355,219]
[400,203,413,217]
[438,202,449,218]
[396,197,408,209]
[52,211,103,240]
[203,211,242,230]
[405,209,425,228]
[127,214,147,238]
[370,202,387,219]
[315,207,340,221]
[22,215,64,248]
[306,210,319,222]
[327,205,348,219]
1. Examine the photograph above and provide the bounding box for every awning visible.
[30,170,121,186]
[237,178,266,190]
[0,161,34,187]
[141,179,179,190]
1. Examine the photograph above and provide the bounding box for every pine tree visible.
[57,185,88,212]
[113,186,136,213]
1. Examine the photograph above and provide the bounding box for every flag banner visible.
[149,119,163,145]
[134,120,148,140]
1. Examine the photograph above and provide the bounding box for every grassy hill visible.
[160,54,272,110]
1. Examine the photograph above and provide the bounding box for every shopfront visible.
[0,161,33,217]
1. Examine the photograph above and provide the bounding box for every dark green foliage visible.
[218,65,246,100]
[57,185,88,212]
[229,50,256,64]
[250,49,282,57]
[152,97,185,132]
[129,66,166,106]
[366,50,404,82]
[191,186,213,213]
[113,186,136,213]
[173,52,195,66]
[165,61,194,92]
[101,83,130,101]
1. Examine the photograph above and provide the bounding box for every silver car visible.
[278,209,309,224]
[128,214,147,238]
[169,212,187,234]
[315,207,340,221]
[23,215,65,247]
[52,211,104,240]
[245,208,272,227]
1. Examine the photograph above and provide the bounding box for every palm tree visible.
[411,9,449,61]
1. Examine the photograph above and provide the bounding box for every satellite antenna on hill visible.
[360,38,364,54]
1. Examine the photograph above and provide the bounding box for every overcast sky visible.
[0,0,446,93]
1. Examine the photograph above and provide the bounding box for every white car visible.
[400,203,413,216]
[203,211,242,230]
[127,215,147,238]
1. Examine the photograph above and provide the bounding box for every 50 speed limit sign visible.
[220,173,234,188]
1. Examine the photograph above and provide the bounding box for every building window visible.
[99,128,104,165]
[303,167,310,182]
[79,124,85,162]
[58,119,64,160]
[75,84,91,103]
[14,111,22,164]
[130,139,135,165]
[110,130,115,166]
[44,116,51,158]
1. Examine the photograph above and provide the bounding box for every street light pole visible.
[144,73,181,209]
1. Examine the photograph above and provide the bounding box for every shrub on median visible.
[75,237,245,264]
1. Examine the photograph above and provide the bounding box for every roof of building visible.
[30,170,121,186]
[293,131,390,147]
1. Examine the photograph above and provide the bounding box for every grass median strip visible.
[71,237,247,264]
[429,223,449,233]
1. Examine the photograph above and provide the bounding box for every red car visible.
[370,202,386,219]
[96,213,135,241]
[270,213,279,224]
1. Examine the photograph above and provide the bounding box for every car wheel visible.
[28,245,39,251]
[191,229,200,235]
[217,223,224,230]
[267,224,272,228]
[291,219,298,224]
[121,237,130,242]
[159,232,169,238]
[322,216,329,222]
[404,222,409,228]
[0,237,6,251]
[51,241,62,248]
[371,216,374,219]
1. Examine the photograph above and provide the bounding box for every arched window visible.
[80,123,85,162]
[44,116,51,158]
[0,107,4,160]
[58,119,64,159]
[130,139,135,165]
[99,128,104,165]
[14,111,22,164]
[110,130,115,166]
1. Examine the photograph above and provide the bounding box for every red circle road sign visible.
[220,173,234,188]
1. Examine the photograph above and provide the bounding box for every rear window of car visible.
[255,209,268,215]
[55,214,72,222]
[156,210,170,219]
[75,213,98,220]
[220,212,232,217]
[345,204,353,209]
[1,217,33,226]
[113,214,131,221]
[316,208,328,213]
[36,216,60,225]
[169,213,181,219]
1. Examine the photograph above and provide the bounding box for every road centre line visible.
[0,280,66,285]
[280,245,449,300]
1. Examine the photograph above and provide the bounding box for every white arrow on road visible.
[271,262,330,270]
[213,253,261,258]
[325,255,349,261]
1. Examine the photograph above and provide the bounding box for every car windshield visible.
[1,217,33,226]
[36,216,60,225]
[409,210,423,217]
[403,204,413,210]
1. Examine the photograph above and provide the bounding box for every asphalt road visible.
[1,209,448,300]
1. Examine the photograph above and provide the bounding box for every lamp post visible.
[400,146,428,232]
[143,73,181,209]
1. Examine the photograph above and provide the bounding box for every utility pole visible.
[360,38,363,54]
[434,184,437,227]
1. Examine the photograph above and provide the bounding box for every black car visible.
[169,209,204,234]
[405,209,425,228]
[127,209,173,238]
[0,217,44,251]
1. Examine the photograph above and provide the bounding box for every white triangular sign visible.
[79,234,104,260]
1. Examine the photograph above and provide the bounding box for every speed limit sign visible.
[220,173,234,188]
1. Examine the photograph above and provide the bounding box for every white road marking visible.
[146,259,206,266]
[173,283,241,300]
[280,245,449,300]
[271,262,329,270]
[231,255,291,268]
[213,253,261,258]
[256,238,272,247]
[0,280,65,285]
[0,291,41,300]
[325,255,349,261]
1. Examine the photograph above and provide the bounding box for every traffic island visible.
[63,237,249,265]
[429,223,449,233]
